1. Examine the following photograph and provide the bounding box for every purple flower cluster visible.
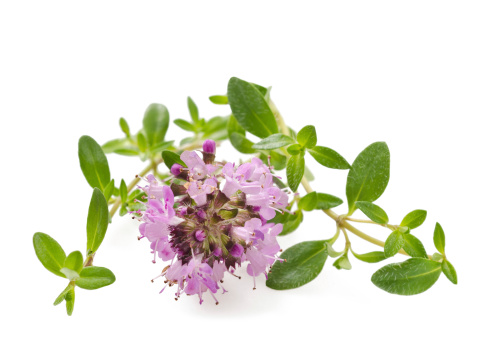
[136,140,288,304]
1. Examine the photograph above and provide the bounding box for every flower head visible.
[136,141,288,304]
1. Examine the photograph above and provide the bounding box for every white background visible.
[1,1,490,347]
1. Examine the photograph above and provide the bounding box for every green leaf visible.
[137,132,148,153]
[326,243,343,258]
[119,205,128,216]
[120,179,127,204]
[442,259,457,284]
[269,151,287,171]
[149,140,175,154]
[78,135,111,191]
[333,254,352,270]
[400,210,427,229]
[161,150,186,170]
[202,116,229,140]
[142,103,170,147]
[316,193,343,210]
[227,77,278,138]
[174,118,196,132]
[64,251,83,274]
[355,201,389,224]
[298,192,318,211]
[304,165,315,182]
[65,286,75,316]
[279,211,304,236]
[229,132,256,154]
[402,234,428,258]
[119,117,130,137]
[103,179,115,202]
[384,230,404,257]
[187,97,199,123]
[86,188,109,255]
[266,240,329,290]
[209,95,228,105]
[346,142,390,215]
[433,222,446,254]
[308,146,350,170]
[432,253,443,262]
[297,125,317,149]
[351,250,387,263]
[75,266,116,290]
[287,143,302,156]
[114,148,139,156]
[53,285,72,306]
[371,258,442,295]
[33,232,67,278]
[101,138,133,154]
[252,133,295,150]
[287,154,305,192]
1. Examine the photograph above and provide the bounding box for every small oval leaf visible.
[33,232,67,278]
[75,266,116,290]
[308,146,350,170]
[402,234,428,258]
[143,103,170,147]
[433,222,446,254]
[161,150,186,170]
[286,154,305,192]
[266,240,329,290]
[298,192,318,211]
[355,201,389,224]
[64,251,84,274]
[316,193,343,210]
[351,250,387,263]
[227,77,278,138]
[384,231,405,257]
[86,188,109,255]
[346,142,390,215]
[252,133,295,150]
[400,210,427,229]
[78,135,111,191]
[297,125,317,149]
[371,258,442,295]
[442,259,457,284]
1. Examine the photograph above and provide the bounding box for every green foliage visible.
[286,143,302,156]
[119,117,130,137]
[371,258,442,295]
[298,192,318,211]
[400,210,427,229]
[209,95,228,105]
[174,118,196,132]
[384,230,405,257]
[75,266,116,290]
[227,115,256,154]
[78,135,111,191]
[278,211,304,236]
[442,259,457,284]
[333,254,352,270]
[286,154,305,192]
[268,151,287,170]
[266,240,329,290]
[402,234,428,258]
[433,222,446,254]
[120,179,127,204]
[161,150,186,170]
[142,103,170,147]
[64,251,84,274]
[227,77,278,138]
[308,146,350,170]
[187,97,199,123]
[33,232,67,278]
[316,193,343,210]
[103,179,115,202]
[86,188,109,255]
[53,285,72,306]
[351,250,387,263]
[252,133,295,150]
[296,125,317,149]
[355,201,389,224]
[65,286,75,316]
[346,142,390,215]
